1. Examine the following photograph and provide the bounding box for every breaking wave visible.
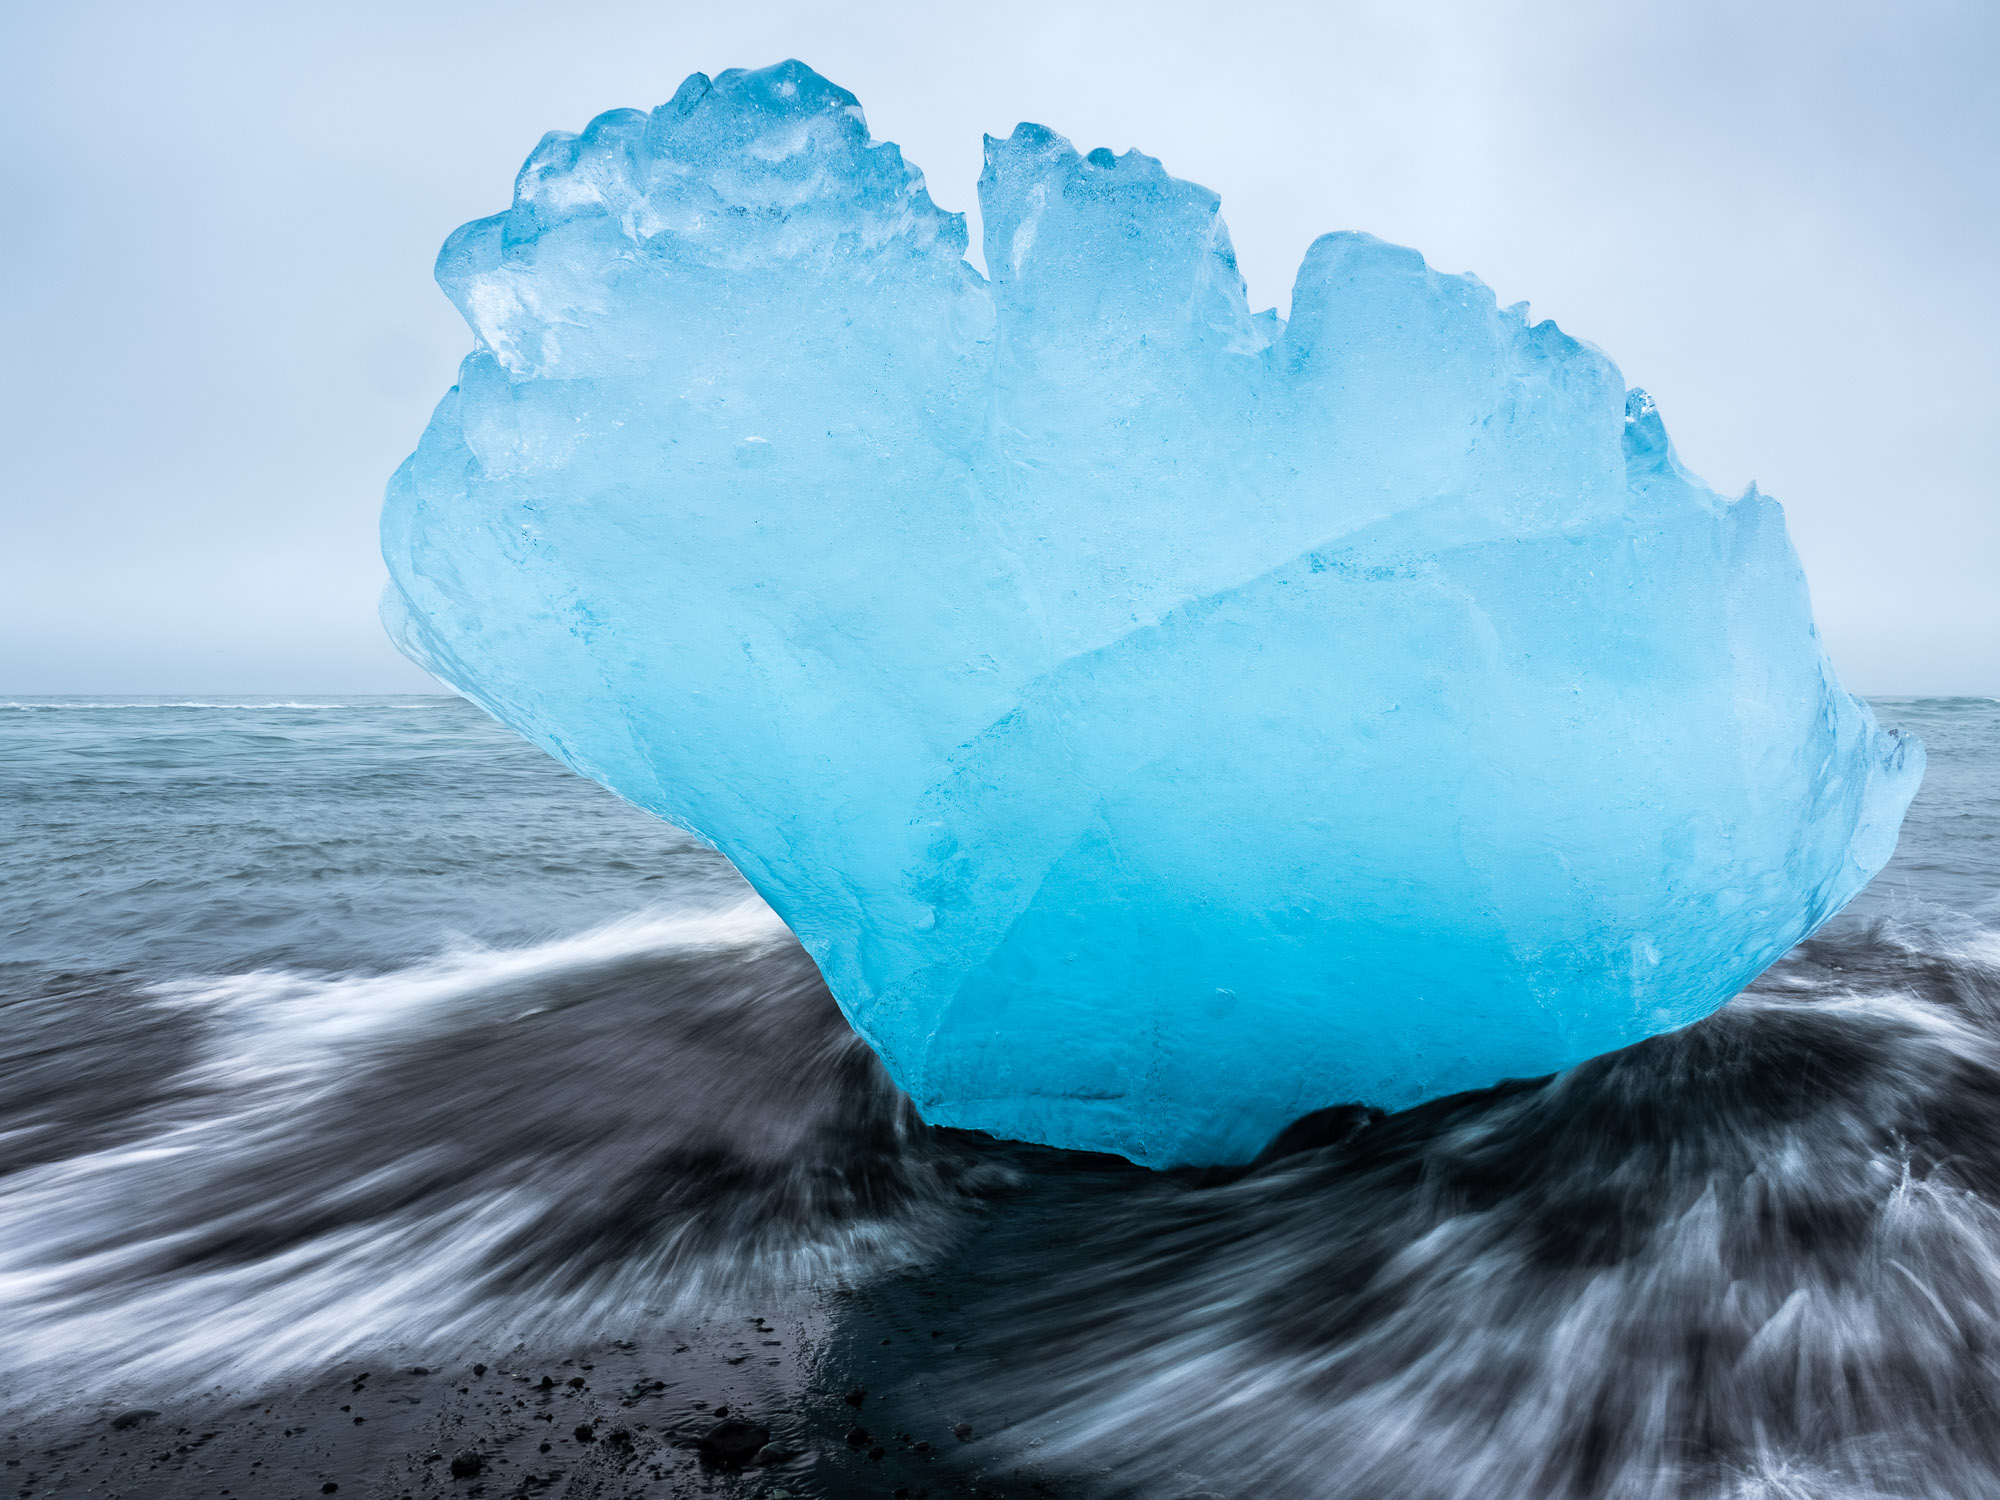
[0,906,996,1409]
[848,912,2000,1500]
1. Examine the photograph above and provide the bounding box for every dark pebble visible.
[1252,1102,1384,1166]
[844,1388,868,1408]
[954,1422,974,1441]
[698,1419,771,1468]
[846,1426,871,1448]
[869,1445,886,1461]
[411,1366,429,1376]
[574,1423,596,1443]
[322,1486,338,1495]
[713,1405,729,1418]
[472,1363,486,1376]
[606,1427,632,1447]
[449,1448,484,1478]
[109,1409,160,1430]
[539,1375,555,1390]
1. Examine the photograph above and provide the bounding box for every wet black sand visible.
[0,1314,1055,1500]
[0,1234,1107,1500]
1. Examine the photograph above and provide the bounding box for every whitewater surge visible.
[0,905,988,1405]
[862,916,2000,1499]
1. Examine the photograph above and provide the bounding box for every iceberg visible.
[381,61,1922,1166]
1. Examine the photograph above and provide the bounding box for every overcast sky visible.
[2,0,1993,695]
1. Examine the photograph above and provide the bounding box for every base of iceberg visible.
[381,61,1921,1166]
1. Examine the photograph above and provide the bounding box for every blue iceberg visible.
[381,62,1922,1166]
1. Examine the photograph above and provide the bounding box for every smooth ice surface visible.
[382,62,1922,1166]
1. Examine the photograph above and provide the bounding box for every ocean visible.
[1,694,1996,1498]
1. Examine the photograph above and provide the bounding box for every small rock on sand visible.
[698,1419,770,1467]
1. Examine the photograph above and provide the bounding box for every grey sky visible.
[3,0,1993,695]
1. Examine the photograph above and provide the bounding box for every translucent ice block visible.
[382,62,1921,1165]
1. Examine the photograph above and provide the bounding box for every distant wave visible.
[149,898,793,1052]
